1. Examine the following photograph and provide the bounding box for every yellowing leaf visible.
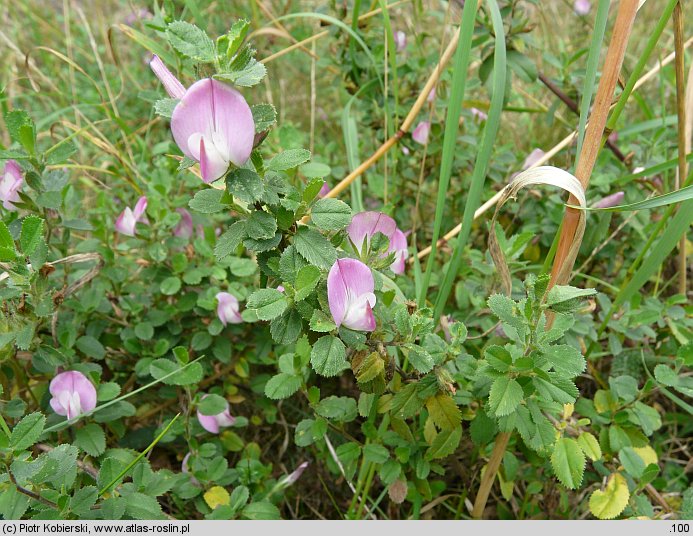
[589,473,629,520]
[633,445,658,466]
[425,393,462,431]
[562,403,574,419]
[204,486,230,510]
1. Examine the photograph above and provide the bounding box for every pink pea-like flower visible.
[173,208,193,239]
[318,181,331,198]
[522,148,546,170]
[470,107,488,121]
[327,258,377,332]
[347,211,408,274]
[593,191,625,209]
[284,461,309,486]
[216,292,243,326]
[574,0,591,15]
[427,88,436,102]
[411,121,431,145]
[394,31,407,52]
[115,196,148,237]
[196,395,236,434]
[149,56,255,183]
[49,371,97,420]
[0,160,24,211]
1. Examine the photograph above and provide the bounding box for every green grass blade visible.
[572,183,693,212]
[417,0,479,306]
[432,0,507,319]
[575,0,611,170]
[99,413,181,496]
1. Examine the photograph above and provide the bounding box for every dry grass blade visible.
[673,1,687,294]
[549,0,639,287]
[488,167,586,295]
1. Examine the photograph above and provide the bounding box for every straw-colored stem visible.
[471,431,510,519]
[673,1,687,295]
[549,0,639,287]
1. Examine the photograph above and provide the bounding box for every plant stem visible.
[471,431,510,519]
[672,0,687,295]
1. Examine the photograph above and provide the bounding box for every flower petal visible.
[196,411,220,433]
[593,191,625,209]
[327,258,376,331]
[115,207,137,236]
[216,292,243,326]
[411,121,430,144]
[49,371,96,418]
[198,135,229,184]
[346,212,397,252]
[389,229,408,275]
[133,196,148,221]
[149,55,186,99]
[171,79,254,170]
[174,208,193,239]
[0,160,23,210]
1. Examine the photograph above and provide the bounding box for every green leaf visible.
[619,446,646,479]
[294,265,321,301]
[309,310,337,333]
[245,210,277,240]
[268,149,311,171]
[391,383,424,419]
[241,501,281,520]
[363,444,390,464]
[215,221,246,261]
[166,21,216,62]
[134,322,154,341]
[354,352,384,383]
[551,437,585,489]
[270,309,303,344]
[150,359,203,385]
[311,198,352,231]
[315,396,357,422]
[97,382,121,402]
[310,335,348,377]
[227,168,264,204]
[264,373,302,400]
[124,492,166,520]
[0,221,16,261]
[589,473,629,519]
[577,432,602,461]
[75,424,106,457]
[407,345,435,374]
[251,103,276,132]
[76,335,106,360]
[293,227,337,269]
[484,345,512,372]
[189,189,226,213]
[229,485,250,513]
[153,98,178,118]
[543,344,586,379]
[70,486,98,516]
[488,376,523,417]
[425,393,461,431]
[20,215,43,255]
[197,394,227,416]
[545,285,596,313]
[160,276,181,295]
[10,412,45,452]
[246,289,288,320]
[279,245,307,285]
[426,426,463,460]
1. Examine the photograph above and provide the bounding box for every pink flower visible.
[115,196,148,237]
[282,461,309,486]
[49,371,97,420]
[593,191,624,209]
[196,395,236,434]
[411,121,430,145]
[470,107,488,121]
[347,211,408,274]
[574,0,591,15]
[277,285,285,293]
[427,88,436,102]
[124,8,152,25]
[327,258,377,331]
[173,208,193,239]
[522,148,545,170]
[608,130,618,143]
[0,160,23,211]
[394,31,407,52]
[402,146,410,156]
[318,181,331,198]
[149,56,255,183]
[216,292,243,326]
